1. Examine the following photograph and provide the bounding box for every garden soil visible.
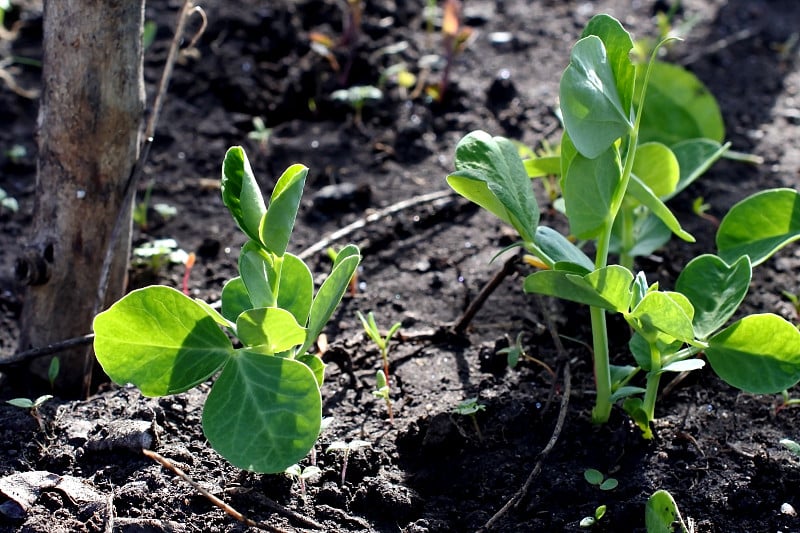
[1,0,800,531]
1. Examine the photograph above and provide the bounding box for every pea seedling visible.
[579,505,607,529]
[331,85,383,126]
[94,147,361,473]
[645,490,690,533]
[584,468,618,491]
[446,14,800,437]
[284,464,321,498]
[327,439,370,486]
[6,395,52,432]
[453,397,486,441]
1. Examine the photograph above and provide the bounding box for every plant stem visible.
[642,342,662,422]
[589,307,612,424]
[619,207,635,271]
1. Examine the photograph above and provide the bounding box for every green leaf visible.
[717,188,800,266]
[631,142,679,198]
[706,314,800,394]
[563,146,621,239]
[636,61,725,145]
[523,155,561,178]
[93,286,232,396]
[533,226,594,273]
[627,175,694,242]
[221,277,252,323]
[221,147,267,244]
[599,478,618,491]
[278,253,313,325]
[447,131,539,242]
[610,213,672,257]
[259,164,307,256]
[666,139,729,200]
[301,252,361,354]
[239,242,277,308]
[584,468,604,485]
[524,266,633,313]
[629,291,695,343]
[297,353,326,387]
[675,255,751,339]
[193,298,234,329]
[203,352,321,473]
[236,307,306,353]
[646,490,688,533]
[580,14,635,116]
[6,398,34,409]
[559,35,632,159]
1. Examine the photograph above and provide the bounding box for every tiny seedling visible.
[645,489,690,533]
[94,147,361,473]
[0,186,19,214]
[447,14,800,438]
[331,85,383,126]
[5,144,27,164]
[453,397,486,441]
[780,438,800,458]
[133,180,178,231]
[132,238,189,272]
[284,464,321,497]
[781,290,800,322]
[247,116,271,153]
[373,369,394,424]
[356,310,401,385]
[327,439,370,486]
[497,331,556,377]
[584,468,618,491]
[47,356,60,389]
[579,504,607,529]
[776,389,800,414]
[6,395,53,432]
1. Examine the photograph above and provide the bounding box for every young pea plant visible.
[584,468,618,491]
[452,397,486,442]
[579,505,607,529]
[6,395,53,432]
[446,14,800,437]
[284,464,321,498]
[93,147,361,474]
[356,310,401,384]
[327,439,370,486]
[331,85,383,126]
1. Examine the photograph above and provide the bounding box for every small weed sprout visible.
[453,397,486,441]
[584,468,618,491]
[579,505,607,529]
[247,116,271,153]
[357,311,401,385]
[327,439,370,486]
[132,238,189,273]
[781,290,800,322]
[776,389,800,414]
[6,395,53,431]
[133,180,178,231]
[284,464,321,498]
[497,331,556,377]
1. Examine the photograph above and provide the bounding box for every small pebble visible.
[780,502,797,516]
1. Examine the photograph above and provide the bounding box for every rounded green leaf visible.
[221,276,252,323]
[580,14,635,117]
[203,352,321,473]
[560,35,632,159]
[533,226,594,273]
[675,254,751,339]
[632,142,679,198]
[629,291,695,343]
[236,307,306,353]
[646,490,686,533]
[717,188,800,266]
[636,61,724,145]
[706,314,800,394]
[239,242,277,308]
[93,286,232,396]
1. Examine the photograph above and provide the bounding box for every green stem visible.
[619,207,635,271]
[590,307,612,423]
[642,342,662,421]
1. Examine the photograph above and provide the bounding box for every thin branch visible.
[297,189,456,261]
[142,449,317,532]
[1,334,95,366]
[451,254,518,335]
[83,0,204,397]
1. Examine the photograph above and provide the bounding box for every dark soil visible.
[1,0,800,531]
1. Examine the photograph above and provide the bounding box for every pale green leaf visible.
[631,142,679,198]
[717,188,800,266]
[221,147,267,243]
[278,253,313,325]
[707,314,800,394]
[580,14,635,116]
[532,226,594,273]
[646,490,687,533]
[629,291,695,343]
[239,242,277,308]
[221,277,252,323]
[627,175,694,242]
[259,164,307,256]
[236,307,306,353]
[563,146,621,239]
[93,286,232,396]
